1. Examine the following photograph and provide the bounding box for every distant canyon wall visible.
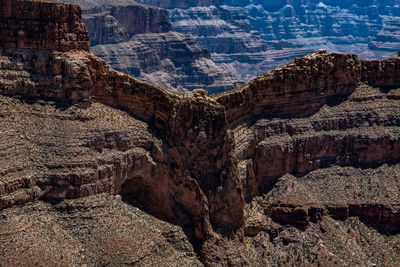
[140,0,400,82]
[1,2,400,265]
[57,0,242,93]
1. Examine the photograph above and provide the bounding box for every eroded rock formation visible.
[141,0,400,82]
[136,0,224,9]
[58,0,242,93]
[62,0,173,45]
[0,1,400,266]
[370,18,400,52]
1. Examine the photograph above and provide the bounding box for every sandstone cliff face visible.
[91,32,242,93]
[1,1,400,266]
[0,0,90,52]
[0,1,244,262]
[63,0,173,45]
[58,0,242,93]
[217,50,362,125]
[143,0,400,82]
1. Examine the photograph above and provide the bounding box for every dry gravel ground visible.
[0,194,202,266]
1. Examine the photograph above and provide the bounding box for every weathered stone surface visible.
[370,18,400,52]
[63,0,173,45]
[216,50,362,125]
[0,0,90,52]
[143,0,400,83]
[0,194,203,266]
[1,1,400,266]
[91,31,242,93]
[137,0,224,9]
[243,166,400,266]
[0,0,244,254]
[58,0,242,93]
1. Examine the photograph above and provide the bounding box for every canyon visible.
[57,0,242,93]
[138,0,400,82]
[0,0,400,266]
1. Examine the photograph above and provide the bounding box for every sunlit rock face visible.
[136,0,224,8]
[139,0,400,82]
[1,1,400,266]
[56,0,242,94]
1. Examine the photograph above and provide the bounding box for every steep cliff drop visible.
[139,0,400,83]
[57,0,243,94]
[0,1,400,266]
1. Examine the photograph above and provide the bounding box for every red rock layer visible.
[216,50,400,127]
[266,202,400,233]
[0,0,90,52]
[1,1,400,265]
[0,0,243,247]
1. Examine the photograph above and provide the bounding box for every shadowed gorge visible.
[0,1,399,266]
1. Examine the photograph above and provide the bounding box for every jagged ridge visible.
[0,1,399,266]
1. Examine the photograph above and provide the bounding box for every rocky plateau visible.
[0,0,400,266]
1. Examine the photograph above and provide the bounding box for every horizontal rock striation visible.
[216,51,400,200]
[0,3,244,262]
[91,31,242,93]
[62,0,242,93]
[216,50,400,125]
[64,0,173,45]
[137,0,224,9]
[264,200,400,233]
[145,0,400,83]
[369,18,400,52]
[0,0,90,52]
[166,4,280,82]
[1,1,400,266]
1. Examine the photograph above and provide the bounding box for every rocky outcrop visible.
[216,51,400,198]
[216,50,362,125]
[58,0,242,93]
[265,202,399,233]
[63,0,173,45]
[0,0,90,52]
[0,3,245,265]
[1,1,400,266]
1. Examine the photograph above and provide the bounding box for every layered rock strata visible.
[0,0,90,52]
[1,1,400,266]
[370,18,400,52]
[62,0,173,45]
[58,0,242,93]
[136,0,224,9]
[141,0,400,82]
[0,2,244,263]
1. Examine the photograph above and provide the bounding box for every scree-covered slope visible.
[0,1,399,266]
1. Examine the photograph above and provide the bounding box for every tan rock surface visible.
[57,0,242,93]
[0,1,400,266]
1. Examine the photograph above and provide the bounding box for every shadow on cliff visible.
[17,96,74,111]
